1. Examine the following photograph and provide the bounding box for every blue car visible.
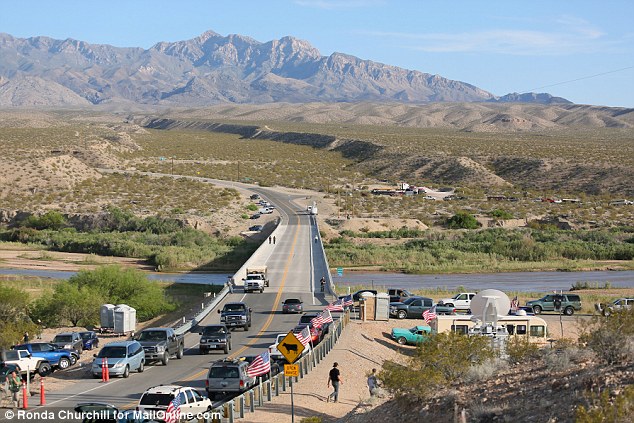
[13,343,80,370]
[79,331,100,350]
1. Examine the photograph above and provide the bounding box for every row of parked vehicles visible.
[2,331,100,378]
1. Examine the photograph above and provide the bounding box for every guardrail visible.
[172,204,285,335]
[312,216,336,299]
[208,310,351,422]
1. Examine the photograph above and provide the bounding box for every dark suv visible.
[198,324,232,354]
[526,294,582,315]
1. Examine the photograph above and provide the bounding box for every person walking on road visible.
[327,362,342,403]
[273,236,276,244]
[269,236,272,244]
[320,276,326,292]
[8,371,21,409]
[367,368,378,396]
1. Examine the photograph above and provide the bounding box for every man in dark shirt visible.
[326,362,343,403]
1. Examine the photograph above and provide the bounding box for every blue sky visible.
[2,0,633,107]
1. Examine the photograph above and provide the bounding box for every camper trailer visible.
[430,313,548,343]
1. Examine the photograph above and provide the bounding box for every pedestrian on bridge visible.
[273,236,276,244]
[320,276,326,292]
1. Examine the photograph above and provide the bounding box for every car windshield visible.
[137,331,167,341]
[54,335,73,343]
[209,366,239,378]
[224,304,246,312]
[299,315,316,324]
[202,326,225,335]
[80,332,93,340]
[97,346,127,358]
[284,299,301,305]
[139,393,174,406]
[402,297,419,305]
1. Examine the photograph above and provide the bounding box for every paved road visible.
[5,185,331,421]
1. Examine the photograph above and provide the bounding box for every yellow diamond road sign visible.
[277,331,305,364]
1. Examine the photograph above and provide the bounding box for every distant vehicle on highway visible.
[282,298,303,314]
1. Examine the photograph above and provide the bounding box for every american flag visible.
[423,305,437,324]
[341,295,354,307]
[326,299,344,312]
[164,393,182,423]
[294,326,311,347]
[320,309,333,324]
[247,351,271,377]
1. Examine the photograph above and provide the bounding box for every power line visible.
[526,66,634,92]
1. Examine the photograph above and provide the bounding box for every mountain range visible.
[0,31,572,108]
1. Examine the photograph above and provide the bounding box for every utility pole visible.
[171,157,174,175]
[237,161,240,182]
[338,189,341,219]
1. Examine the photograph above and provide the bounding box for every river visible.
[1,268,633,292]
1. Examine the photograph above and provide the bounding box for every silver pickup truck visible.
[205,358,255,400]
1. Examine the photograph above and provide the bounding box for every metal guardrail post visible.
[228,400,235,423]
[282,373,287,392]
[239,395,245,418]
[249,390,255,413]
[275,375,280,397]
[211,406,222,423]
[299,360,304,379]
[257,380,263,407]
[266,379,272,401]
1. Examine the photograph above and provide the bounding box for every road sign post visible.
[279,331,304,423]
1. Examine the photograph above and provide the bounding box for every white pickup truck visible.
[243,266,270,293]
[1,349,52,376]
[437,292,477,311]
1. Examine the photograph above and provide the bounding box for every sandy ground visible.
[240,315,583,423]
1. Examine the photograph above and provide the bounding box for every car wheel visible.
[176,345,184,359]
[70,355,78,365]
[397,310,407,319]
[397,337,407,345]
[37,362,52,377]
[533,305,542,315]
[224,344,229,354]
[58,357,71,370]
[162,353,169,366]
[123,365,129,378]
[564,307,574,316]
[138,361,144,373]
[229,341,233,350]
[603,309,611,317]
[245,324,249,331]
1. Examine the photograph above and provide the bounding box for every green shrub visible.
[246,204,258,211]
[579,308,634,365]
[576,385,634,422]
[489,209,514,219]
[506,336,540,363]
[0,285,37,348]
[23,210,67,230]
[380,332,494,400]
[446,212,480,229]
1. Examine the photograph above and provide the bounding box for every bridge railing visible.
[208,310,351,422]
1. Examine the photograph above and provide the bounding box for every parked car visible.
[12,342,79,370]
[437,292,477,311]
[282,298,303,314]
[1,349,52,377]
[250,213,261,219]
[250,194,260,200]
[526,294,582,315]
[339,290,378,303]
[387,288,414,303]
[91,340,145,378]
[52,332,84,353]
[595,298,634,316]
[198,324,232,354]
[391,326,432,345]
[79,331,99,350]
[138,385,212,418]
[249,224,264,232]
[74,403,161,423]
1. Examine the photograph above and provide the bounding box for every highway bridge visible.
[5,184,333,421]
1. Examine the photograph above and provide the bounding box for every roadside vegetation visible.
[0,270,221,348]
[0,207,257,272]
[326,227,634,273]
